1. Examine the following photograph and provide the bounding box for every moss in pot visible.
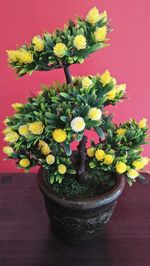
[3,6,149,244]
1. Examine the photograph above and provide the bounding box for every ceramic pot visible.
[37,168,125,244]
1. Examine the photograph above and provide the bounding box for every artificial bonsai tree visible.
[3,6,149,199]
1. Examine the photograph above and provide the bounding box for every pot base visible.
[44,196,116,244]
[38,168,125,244]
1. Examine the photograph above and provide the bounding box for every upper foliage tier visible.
[7,7,109,77]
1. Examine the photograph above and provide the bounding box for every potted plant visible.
[3,6,149,244]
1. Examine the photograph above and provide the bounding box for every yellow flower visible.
[88,107,102,121]
[6,50,18,62]
[138,118,147,129]
[58,164,67,174]
[3,127,13,135]
[104,154,114,165]
[116,128,126,136]
[82,77,93,89]
[53,43,67,58]
[16,49,33,64]
[107,88,116,100]
[95,149,105,161]
[4,132,19,143]
[3,118,10,126]
[19,158,30,168]
[71,117,85,132]
[3,146,14,156]
[132,160,145,170]
[127,169,139,179]
[100,70,112,86]
[116,162,127,174]
[52,129,67,143]
[38,140,46,149]
[94,26,107,42]
[86,7,100,25]
[99,10,107,22]
[115,83,126,93]
[32,36,44,52]
[18,125,30,136]
[112,78,117,85]
[29,121,44,135]
[73,35,86,50]
[11,103,23,111]
[39,141,51,156]
[141,157,150,166]
[87,147,95,157]
[46,154,55,165]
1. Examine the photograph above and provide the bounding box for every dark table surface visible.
[0,172,150,266]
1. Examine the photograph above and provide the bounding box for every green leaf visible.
[60,92,70,99]
[87,120,101,128]
[89,161,96,169]
[95,127,105,140]
[50,175,54,184]
[67,169,76,175]
[64,143,72,156]
[60,116,68,123]
[45,112,57,119]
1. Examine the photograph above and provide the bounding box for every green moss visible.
[45,169,116,200]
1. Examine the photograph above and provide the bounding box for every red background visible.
[0,0,150,173]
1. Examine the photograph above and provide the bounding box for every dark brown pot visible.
[37,168,125,244]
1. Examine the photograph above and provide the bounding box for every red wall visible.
[0,0,150,173]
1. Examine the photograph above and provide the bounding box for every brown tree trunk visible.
[76,135,88,184]
[63,66,87,184]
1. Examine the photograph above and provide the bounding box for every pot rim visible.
[37,167,125,210]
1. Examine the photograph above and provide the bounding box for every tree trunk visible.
[76,135,88,184]
[64,65,72,84]
[63,66,87,184]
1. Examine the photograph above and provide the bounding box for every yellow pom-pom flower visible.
[132,160,145,170]
[53,43,67,58]
[73,35,87,50]
[87,147,95,157]
[138,118,147,129]
[100,70,112,86]
[3,146,14,156]
[95,149,105,161]
[58,164,67,174]
[11,103,23,111]
[29,121,44,135]
[71,117,85,132]
[18,125,30,137]
[4,132,19,143]
[94,26,107,42]
[86,7,100,25]
[16,49,33,64]
[141,157,150,166]
[32,36,44,52]
[116,128,126,136]
[88,107,102,121]
[116,83,126,93]
[127,169,139,179]
[99,10,107,21]
[104,154,114,165]
[7,50,18,62]
[82,77,93,89]
[3,127,13,135]
[46,154,55,165]
[52,129,67,143]
[3,118,10,126]
[38,140,51,156]
[19,158,30,168]
[116,162,127,174]
[107,88,117,100]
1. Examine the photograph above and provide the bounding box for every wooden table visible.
[0,172,150,266]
